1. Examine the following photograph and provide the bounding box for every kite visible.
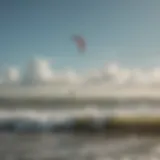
[72,35,86,53]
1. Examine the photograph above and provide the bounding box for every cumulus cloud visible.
[54,69,83,85]
[2,67,20,84]
[1,57,160,95]
[22,58,53,85]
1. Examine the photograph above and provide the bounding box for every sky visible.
[1,0,160,71]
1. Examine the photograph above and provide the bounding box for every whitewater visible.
[0,104,159,160]
[0,103,158,132]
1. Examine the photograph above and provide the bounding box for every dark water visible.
[1,133,160,160]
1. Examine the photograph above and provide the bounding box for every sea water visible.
[0,104,159,160]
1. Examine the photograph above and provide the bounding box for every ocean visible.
[0,104,160,160]
[1,133,160,160]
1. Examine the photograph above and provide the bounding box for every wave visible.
[0,107,108,132]
[0,106,159,132]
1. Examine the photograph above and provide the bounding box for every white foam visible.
[0,105,159,124]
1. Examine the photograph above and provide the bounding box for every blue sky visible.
[1,0,160,71]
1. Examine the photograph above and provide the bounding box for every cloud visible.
[2,57,160,98]
[22,58,53,85]
[0,57,159,87]
[2,67,20,84]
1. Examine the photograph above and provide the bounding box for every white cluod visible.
[2,67,20,84]
[63,69,81,84]
[22,58,53,85]
[102,63,121,84]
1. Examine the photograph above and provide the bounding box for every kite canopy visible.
[72,35,86,53]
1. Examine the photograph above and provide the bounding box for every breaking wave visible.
[0,104,159,132]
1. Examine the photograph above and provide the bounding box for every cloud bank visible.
[0,57,160,98]
[1,57,160,87]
